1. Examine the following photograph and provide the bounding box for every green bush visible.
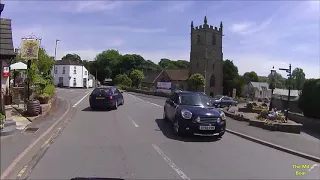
[114,74,132,87]
[298,79,320,119]
[0,113,4,128]
[43,84,55,98]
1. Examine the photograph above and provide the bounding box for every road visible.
[25,90,319,179]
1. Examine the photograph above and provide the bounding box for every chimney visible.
[0,3,4,16]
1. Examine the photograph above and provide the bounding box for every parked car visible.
[211,95,238,108]
[89,86,124,110]
[163,91,226,138]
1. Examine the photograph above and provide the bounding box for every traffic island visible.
[249,119,302,134]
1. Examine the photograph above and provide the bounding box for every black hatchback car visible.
[89,87,124,110]
[163,91,226,138]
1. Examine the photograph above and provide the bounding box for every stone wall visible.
[272,98,302,113]
[288,112,320,132]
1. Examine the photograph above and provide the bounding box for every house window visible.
[54,67,57,74]
[74,66,76,74]
[73,78,76,86]
[84,71,87,75]
[62,67,65,74]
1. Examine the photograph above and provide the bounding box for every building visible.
[0,3,16,113]
[243,82,271,99]
[142,16,224,96]
[142,69,189,91]
[189,16,223,96]
[53,59,90,88]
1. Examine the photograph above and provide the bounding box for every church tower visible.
[189,16,223,96]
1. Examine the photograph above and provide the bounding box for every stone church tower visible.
[189,16,223,96]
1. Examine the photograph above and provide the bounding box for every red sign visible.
[3,67,9,77]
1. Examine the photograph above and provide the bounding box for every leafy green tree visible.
[158,58,189,69]
[114,74,132,87]
[292,68,306,90]
[243,71,259,83]
[223,59,239,95]
[61,53,81,61]
[268,72,285,88]
[188,73,204,91]
[298,79,320,119]
[129,69,144,88]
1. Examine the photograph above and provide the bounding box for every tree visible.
[114,74,132,87]
[94,50,122,81]
[35,48,55,84]
[298,79,320,119]
[268,72,285,88]
[129,69,144,88]
[223,59,239,96]
[292,68,306,90]
[158,58,189,69]
[188,73,204,91]
[243,71,259,83]
[61,53,81,61]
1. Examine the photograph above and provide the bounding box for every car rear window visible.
[92,88,112,95]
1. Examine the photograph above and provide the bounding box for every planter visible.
[26,99,41,116]
[4,95,12,105]
[38,97,49,104]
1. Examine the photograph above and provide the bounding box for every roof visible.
[142,69,163,83]
[273,88,300,97]
[250,82,269,91]
[164,69,189,81]
[55,59,83,65]
[0,18,15,57]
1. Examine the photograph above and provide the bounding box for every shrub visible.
[246,103,253,109]
[114,74,132,87]
[261,103,268,107]
[0,113,4,128]
[298,79,320,119]
[43,84,55,98]
[259,109,270,119]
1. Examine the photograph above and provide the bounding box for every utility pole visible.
[279,64,292,120]
[53,39,60,79]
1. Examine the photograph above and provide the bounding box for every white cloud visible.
[73,1,123,13]
[230,22,254,34]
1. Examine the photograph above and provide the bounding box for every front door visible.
[83,78,87,87]
[59,77,63,86]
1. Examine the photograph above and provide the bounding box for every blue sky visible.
[2,0,319,78]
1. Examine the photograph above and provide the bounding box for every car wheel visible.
[217,131,225,139]
[163,110,168,121]
[114,101,118,110]
[173,120,180,135]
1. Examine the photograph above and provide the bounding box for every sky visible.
[1,0,320,78]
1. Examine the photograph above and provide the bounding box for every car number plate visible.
[96,97,105,99]
[199,126,215,130]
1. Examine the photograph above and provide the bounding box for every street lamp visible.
[269,66,276,111]
[279,64,292,120]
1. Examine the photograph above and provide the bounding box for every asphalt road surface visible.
[27,90,319,179]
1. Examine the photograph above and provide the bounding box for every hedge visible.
[298,79,320,119]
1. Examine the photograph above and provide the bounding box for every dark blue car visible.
[89,87,124,110]
[163,91,226,138]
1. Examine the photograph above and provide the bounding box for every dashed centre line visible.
[128,116,139,127]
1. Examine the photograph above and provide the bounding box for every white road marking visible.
[73,91,91,107]
[70,90,74,92]
[308,163,320,172]
[128,116,139,127]
[152,144,190,180]
[126,93,163,108]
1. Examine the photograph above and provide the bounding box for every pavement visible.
[8,90,319,179]
[0,88,92,176]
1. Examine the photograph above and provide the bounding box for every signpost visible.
[20,35,41,100]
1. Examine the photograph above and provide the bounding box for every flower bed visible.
[249,109,302,134]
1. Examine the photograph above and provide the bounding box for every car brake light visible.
[109,96,113,100]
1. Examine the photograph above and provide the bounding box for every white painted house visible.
[52,59,90,88]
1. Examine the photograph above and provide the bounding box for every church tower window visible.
[197,34,200,44]
[210,74,215,87]
[212,34,216,45]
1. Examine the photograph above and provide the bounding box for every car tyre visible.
[173,120,182,136]
[163,110,169,121]
[217,131,225,139]
[114,101,118,110]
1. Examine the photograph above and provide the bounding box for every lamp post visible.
[279,64,292,120]
[269,66,276,111]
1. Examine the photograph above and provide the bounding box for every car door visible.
[221,96,229,107]
[112,88,121,102]
[115,88,123,100]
